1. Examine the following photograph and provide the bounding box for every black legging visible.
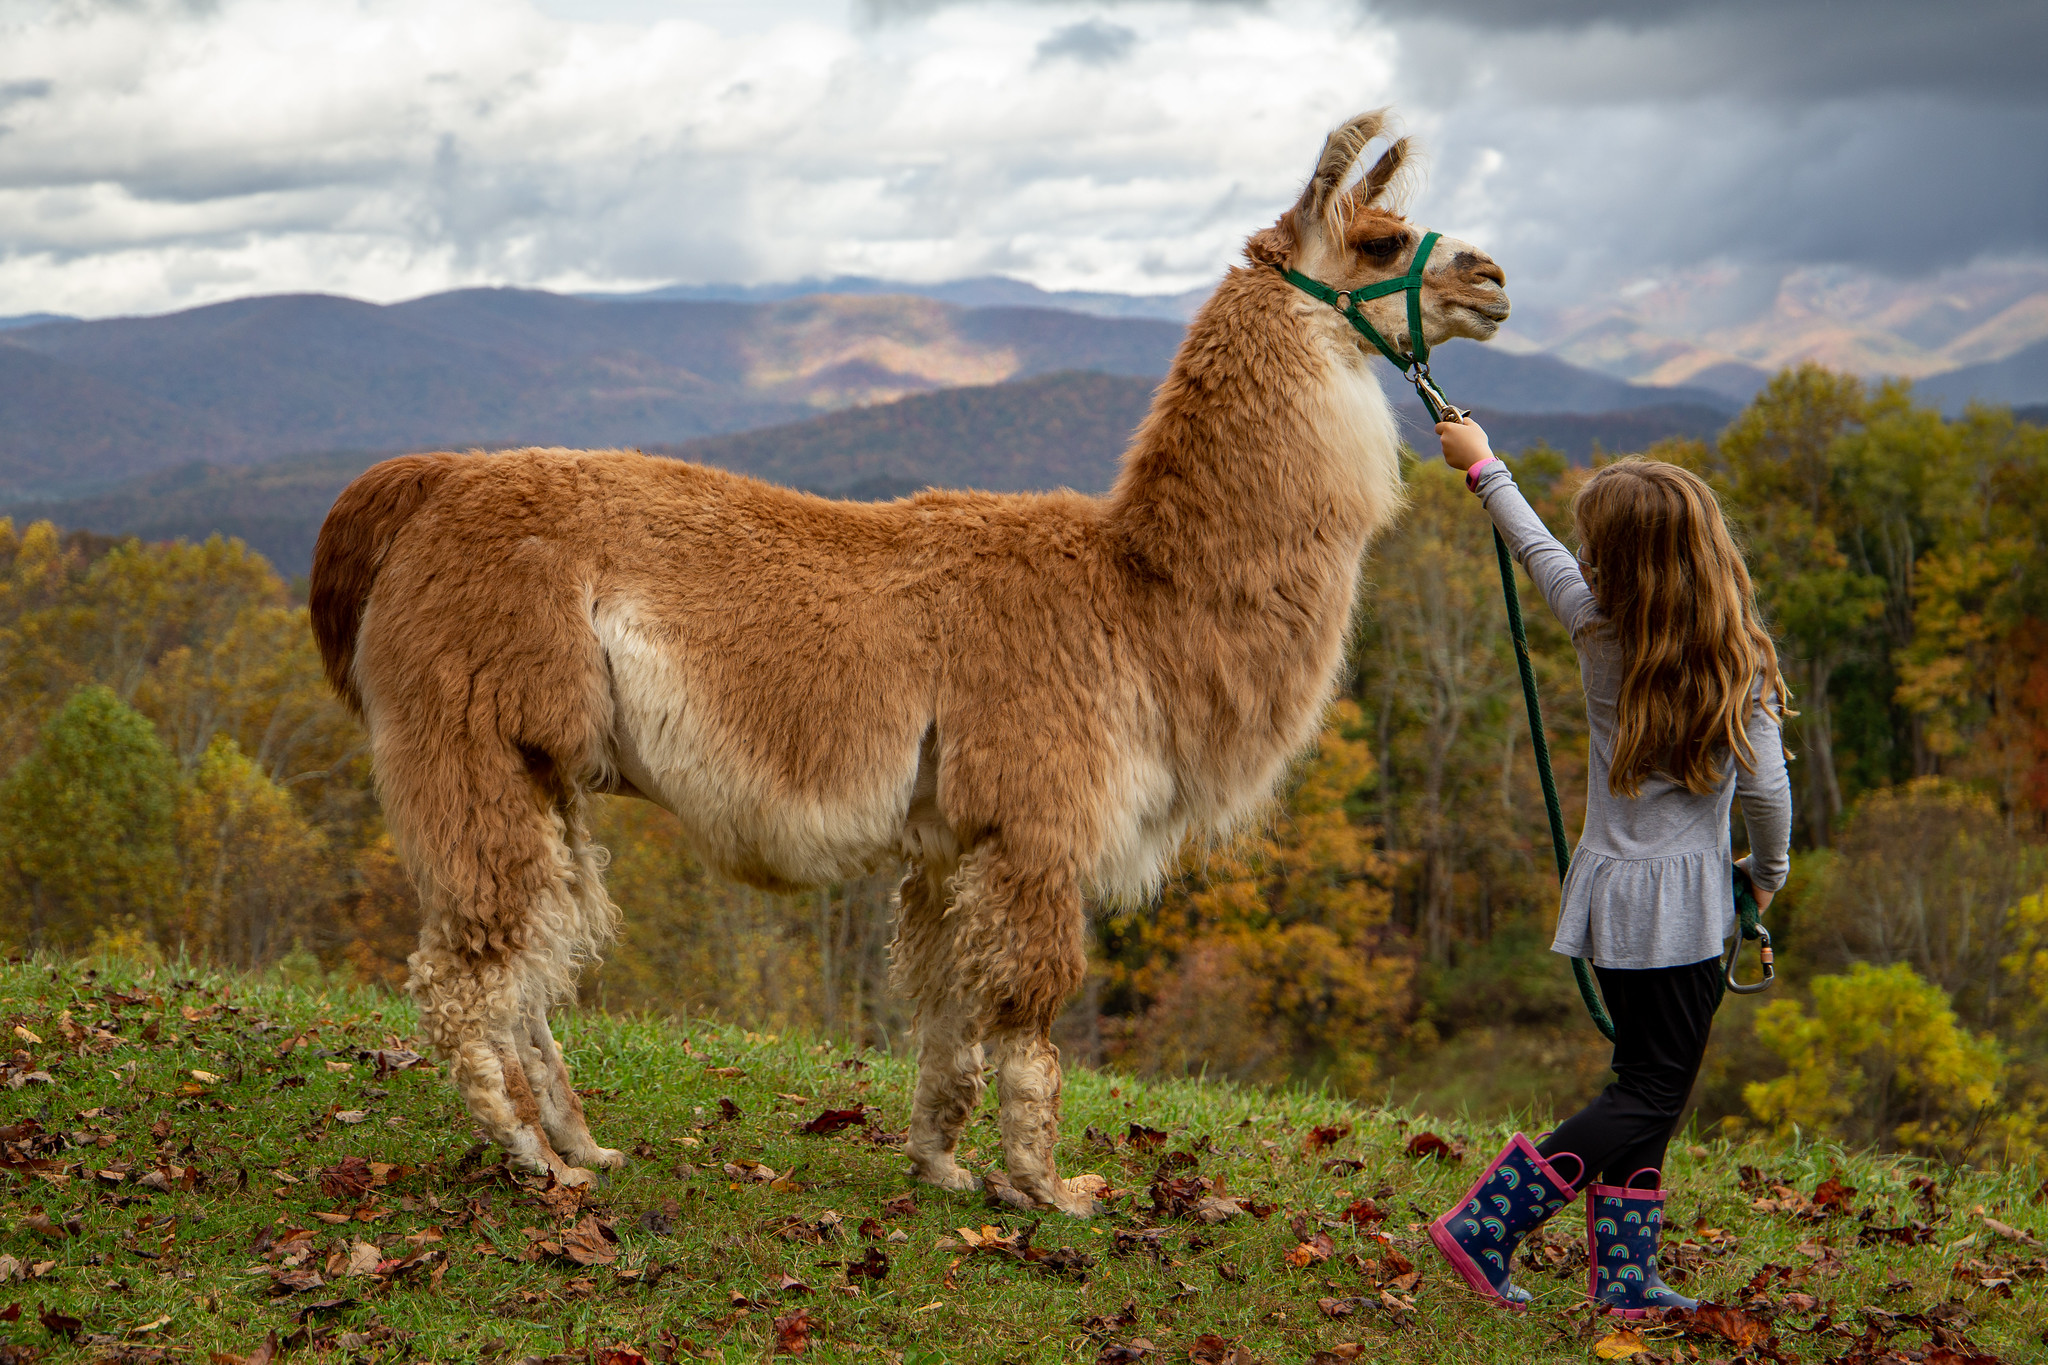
[1538,954,1723,1189]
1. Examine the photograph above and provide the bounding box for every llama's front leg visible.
[989,1028,1100,1217]
[904,997,986,1191]
[410,950,600,1187]
[518,1003,624,1174]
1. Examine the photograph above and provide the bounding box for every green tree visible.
[0,684,179,949]
[1719,364,1884,845]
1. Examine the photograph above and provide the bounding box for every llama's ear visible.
[1290,109,1389,241]
[1244,223,1294,268]
[1358,136,1411,208]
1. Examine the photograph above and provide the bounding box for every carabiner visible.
[1411,368,1470,425]
[1725,924,1775,995]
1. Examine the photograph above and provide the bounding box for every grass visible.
[0,956,2043,1365]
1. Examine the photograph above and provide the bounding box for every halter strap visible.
[1280,229,1443,373]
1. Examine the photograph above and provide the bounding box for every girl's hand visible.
[1437,417,1493,472]
[1736,855,1775,912]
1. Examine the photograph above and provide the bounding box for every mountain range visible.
[0,288,1183,498]
[4,275,2042,580]
[1517,260,2048,410]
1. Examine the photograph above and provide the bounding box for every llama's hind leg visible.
[905,996,987,1191]
[892,860,986,1191]
[410,951,601,1187]
[511,805,624,1172]
[518,1004,625,1173]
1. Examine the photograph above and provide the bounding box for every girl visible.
[1426,419,1792,1317]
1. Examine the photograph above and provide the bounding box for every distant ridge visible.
[0,288,1182,499]
[8,371,1753,580]
[583,274,1209,323]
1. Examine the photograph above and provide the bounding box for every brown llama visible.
[308,109,1509,1214]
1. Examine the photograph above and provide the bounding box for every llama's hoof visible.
[1050,1173,1107,1218]
[571,1146,627,1171]
[986,1170,1105,1217]
[908,1158,982,1192]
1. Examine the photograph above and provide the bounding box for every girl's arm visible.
[1734,688,1793,909]
[1437,420,1601,637]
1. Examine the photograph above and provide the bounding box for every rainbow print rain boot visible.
[1427,1134,1584,1310]
[1586,1171,1697,1316]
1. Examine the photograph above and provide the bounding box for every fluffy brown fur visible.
[308,110,1510,1211]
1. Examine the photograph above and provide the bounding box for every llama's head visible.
[1248,109,1510,352]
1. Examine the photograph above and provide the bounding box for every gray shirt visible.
[1473,462,1793,970]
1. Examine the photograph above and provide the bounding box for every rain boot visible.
[1428,1133,1584,1310]
[1586,1169,1698,1316]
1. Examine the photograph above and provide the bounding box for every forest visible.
[2,363,2044,1169]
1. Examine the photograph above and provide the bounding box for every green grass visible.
[0,957,2042,1364]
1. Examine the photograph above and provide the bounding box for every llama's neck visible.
[1105,265,1406,827]
[1108,265,1404,615]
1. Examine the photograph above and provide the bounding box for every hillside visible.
[0,955,2039,1365]
[5,367,1747,579]
[0,290,1184,499]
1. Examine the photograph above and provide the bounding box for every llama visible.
[308,109,1509,1215]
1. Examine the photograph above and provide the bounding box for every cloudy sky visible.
[0,0,2043,323]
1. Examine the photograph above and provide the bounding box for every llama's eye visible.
[1360,236,1405,259]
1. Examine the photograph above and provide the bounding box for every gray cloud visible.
[1035,19,1137,67]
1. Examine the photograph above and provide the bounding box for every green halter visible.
[1279,229,1465,423]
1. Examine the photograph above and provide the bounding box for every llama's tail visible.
[309,453,461,716]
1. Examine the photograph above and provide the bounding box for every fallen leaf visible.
[1125,1124,1166,1150]
[342,1241,382,1277]
[1096,1340,1156,1364]
[594,1350,648,1365]
[1284,1233,1335,1267]
[37,1309,81,1340]
[1304,1124,1351,1152]
[799,1107,867,1136]
[1339,1199,1386,1226]
[1594,1328,1648,1359]
[772,1308,811,1356]
[1673,1303,1772,1353]
[1404,1132,1461,1162]
[332,1110,369,1125]
[1982,1214,2041,1248]
[559,1215,620,1266]
[1811,1176,1857,1214]
[846,1246,889,1283]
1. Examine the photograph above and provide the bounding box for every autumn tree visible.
[0,684,179,949]
[175,734,334,969]
[1745,961,2034,1163]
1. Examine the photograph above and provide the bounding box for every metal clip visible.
[1411,368,1469,425]
[1725,924,1775,995]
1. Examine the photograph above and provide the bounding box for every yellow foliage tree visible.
[1744,961,2035,1162]
[175,734,333,970]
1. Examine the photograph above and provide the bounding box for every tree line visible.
[2,364,2044,1165]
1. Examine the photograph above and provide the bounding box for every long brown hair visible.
[1572,458,1790,797]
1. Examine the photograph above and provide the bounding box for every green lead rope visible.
[1491,529,1617,1042]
